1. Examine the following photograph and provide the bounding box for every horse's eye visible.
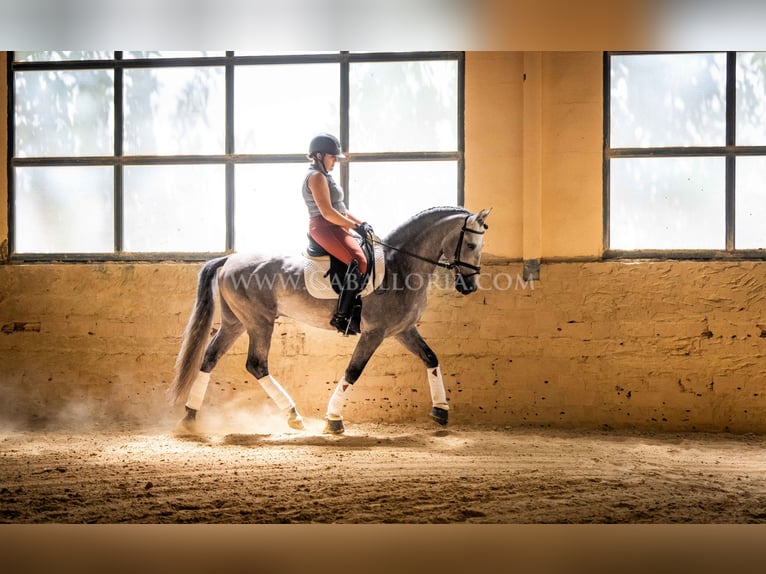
[466,242,477,250]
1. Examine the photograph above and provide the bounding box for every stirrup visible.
[330,313,359,336]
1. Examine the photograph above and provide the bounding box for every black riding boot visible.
[330,261,365,335]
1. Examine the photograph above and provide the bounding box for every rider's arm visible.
[343,211,364,226]
[308,172,358,229]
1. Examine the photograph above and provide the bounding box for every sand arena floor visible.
[2,412,766,525]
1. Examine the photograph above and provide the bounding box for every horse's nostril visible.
[454,276,476,295]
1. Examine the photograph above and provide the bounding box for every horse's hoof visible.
[287,407,305,431]
[431,406,449,426]
[323,418,345,435]
[174,416,198,435]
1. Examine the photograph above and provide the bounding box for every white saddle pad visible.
[303,245,386,300]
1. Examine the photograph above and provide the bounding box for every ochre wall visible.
[2,52,766,432]
[463,52,603,260]
[2,260,765,432]
[540,52,603,258]
[464,52,523,258]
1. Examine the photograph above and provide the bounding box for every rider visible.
[303,133,374,335]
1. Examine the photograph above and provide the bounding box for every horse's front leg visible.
[323,329,386,435]
[395,326,449,426]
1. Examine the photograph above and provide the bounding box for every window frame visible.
[7,51,465,262]
[603,51,766,260]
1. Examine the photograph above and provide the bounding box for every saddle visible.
[303,235,385,300]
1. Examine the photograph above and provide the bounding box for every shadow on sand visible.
[172,426,453,449]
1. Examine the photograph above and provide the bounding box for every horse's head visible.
[444,208,492,295]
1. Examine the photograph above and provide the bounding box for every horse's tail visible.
[168,256,229,405]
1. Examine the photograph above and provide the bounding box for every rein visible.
[372,216,486,276]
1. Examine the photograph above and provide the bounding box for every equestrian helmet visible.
[309,133,346,158]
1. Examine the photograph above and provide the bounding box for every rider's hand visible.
[355,222,374,239]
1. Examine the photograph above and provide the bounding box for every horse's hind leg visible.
[395,326,449,426]
[245,324,305,431]
[179,301,244,432]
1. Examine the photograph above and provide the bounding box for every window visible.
[605,52,766,255]
[8,51,463,259]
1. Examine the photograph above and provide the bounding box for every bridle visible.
[450,216,487,279]
[371,215,487,280]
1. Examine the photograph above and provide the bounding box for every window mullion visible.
[457,52,466,207]
[340,52,350,207]
[725,51,737,251]
[114,51,124,254]
[225,51,235,252]
[603,52,612,254]
[7,52,16,257]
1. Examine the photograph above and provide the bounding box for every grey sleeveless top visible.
[302,165,347,218]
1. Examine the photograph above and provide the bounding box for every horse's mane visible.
[384,206,470,246]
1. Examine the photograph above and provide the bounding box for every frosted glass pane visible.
[123,67,225,155]
[15,70,114,157]
[123,165,225,252]
[123,51,225,59]
[350,61,458,152]
[234,51,336,56]
[610,53,726,148]
[736,156,766,249]
[235,164,309,254]
[234,64,339,154]
[14,166,114,253]
[349,162,458,237]
[736,52,766,145]
[610,157,725,250]
[14,51,112,62]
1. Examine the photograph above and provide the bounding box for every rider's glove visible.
[355,222,374,239]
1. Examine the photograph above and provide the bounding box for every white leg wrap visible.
[326,377,353,420]
[428,365,449,410]
[185,371,211,411]
[257,375,295,412]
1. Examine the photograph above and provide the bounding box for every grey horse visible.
[169,206,492,435]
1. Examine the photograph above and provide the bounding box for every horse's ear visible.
[477,208,492,229]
